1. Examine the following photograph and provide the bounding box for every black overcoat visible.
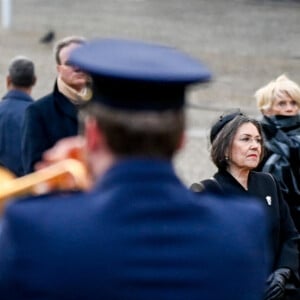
[21,83,79,174]
[257,115,300,232]
[198,170,299,279]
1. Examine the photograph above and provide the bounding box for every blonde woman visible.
[255,74,300,233]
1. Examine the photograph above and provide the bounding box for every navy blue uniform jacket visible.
[0,90,33,176]
[0,159,270,299]
[22,83,79,174]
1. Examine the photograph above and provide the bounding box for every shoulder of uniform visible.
[3,191,84,219]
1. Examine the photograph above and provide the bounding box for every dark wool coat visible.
[257,115,300,232]
[0,159,270,300]
[197,170,299,279]
[21,82,79,174]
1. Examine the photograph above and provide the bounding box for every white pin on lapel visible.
[266,196,272,206]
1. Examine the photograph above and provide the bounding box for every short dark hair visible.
[79,103,184,160]
[210,114,264,170]
[8,56,35,87]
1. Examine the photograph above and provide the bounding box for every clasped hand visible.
[264,268,291,300]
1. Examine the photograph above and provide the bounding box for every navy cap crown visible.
[69,38,212,110]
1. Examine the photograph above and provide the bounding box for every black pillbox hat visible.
[210,110,244,143]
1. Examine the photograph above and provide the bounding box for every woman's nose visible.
[286,104,295,111]
[249,139,260,148]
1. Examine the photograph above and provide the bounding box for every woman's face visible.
[227,122,262,173]
[266,91,299,116]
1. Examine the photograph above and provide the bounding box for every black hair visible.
[9,57,35,87]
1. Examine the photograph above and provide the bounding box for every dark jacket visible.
[0,159,270,300]
[257,115,300,232]
[21,82,79,174]
[0,90,34,176]
[196,170,299,279]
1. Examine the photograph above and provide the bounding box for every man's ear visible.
[85,118,104,151]
[6,76,11,89]
[32,76,37,86]
[177,132,186,150]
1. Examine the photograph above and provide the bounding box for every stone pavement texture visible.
[0,0,299,185]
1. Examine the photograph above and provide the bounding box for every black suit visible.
[21,82,79,174]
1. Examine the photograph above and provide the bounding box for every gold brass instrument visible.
[0,159,90,212]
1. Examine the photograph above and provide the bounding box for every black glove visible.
[264,268,291,300]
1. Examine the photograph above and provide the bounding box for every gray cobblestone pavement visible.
[0,0,299,185]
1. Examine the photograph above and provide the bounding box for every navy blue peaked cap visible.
[69,38,212,111]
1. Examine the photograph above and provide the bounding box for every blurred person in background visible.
[0,56,36,176]
[21,35,92,174]
[255,75,300,233]
[0,38,271,300]
[191,111,300,300]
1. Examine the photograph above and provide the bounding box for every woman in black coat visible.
[191,111,300,300]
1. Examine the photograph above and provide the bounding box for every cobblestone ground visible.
[0,0,299,185]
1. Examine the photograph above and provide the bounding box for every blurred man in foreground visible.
[0,38,270,299]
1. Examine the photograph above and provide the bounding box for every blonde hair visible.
[255,74,300,112]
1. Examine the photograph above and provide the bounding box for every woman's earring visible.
[225,156,229,161]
